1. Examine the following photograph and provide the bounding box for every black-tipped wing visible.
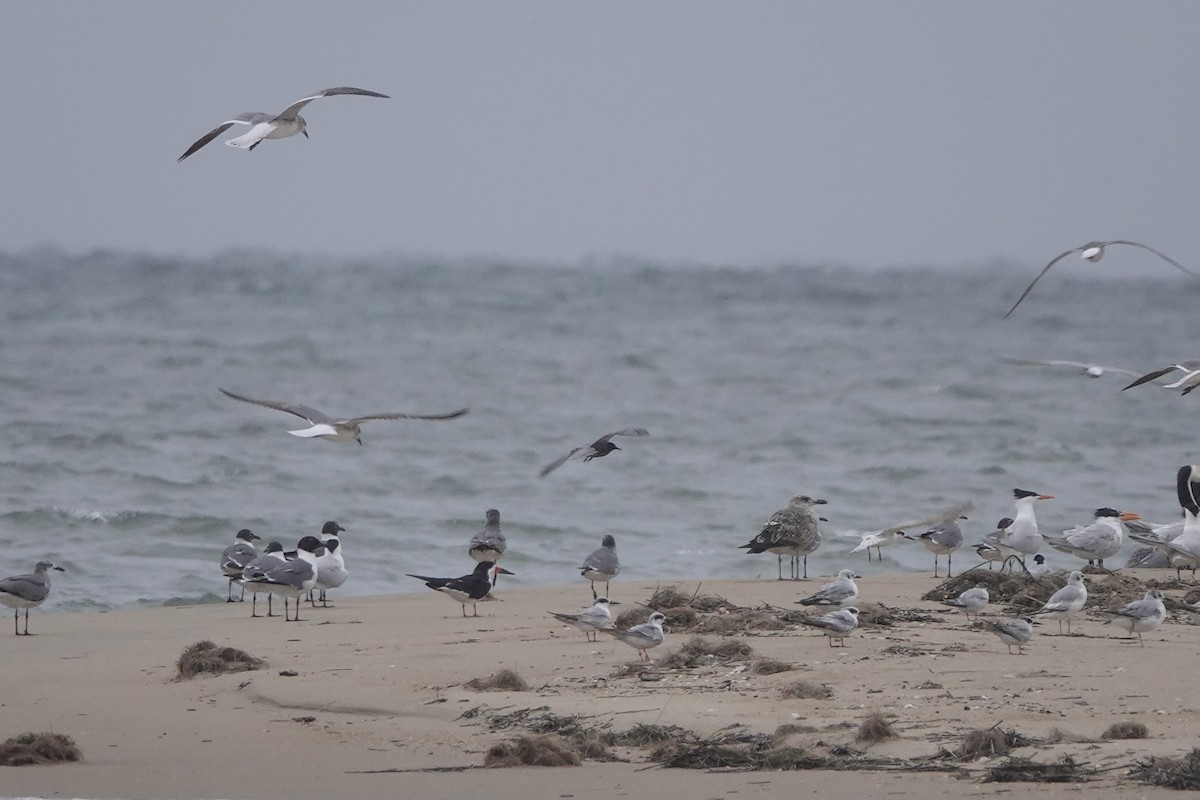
[277,86,390,119]
[178,113,270,161]
[1122,360,1200,391]
[1003,246,1085,319]
[219,388,333,424]
[344,408,469,424]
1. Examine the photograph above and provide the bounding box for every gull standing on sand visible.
[1003,240,1199,318]
[942,584,989,620]
[177,86,389,161]
[244,536,323,622]
[579,535,620,599]
[796,606,860,647]
[797,569,859,608]
[997,357,1141,380]
[1103,589,1167,647]
[601,611,665,661]
[406,561,514,617]
[240,541,285,617]
[1045,508,1139,568]
[850,529,907,562]
[468,510,506,583]
[538,428,650,478]
[548,597,618,642]
[1123,360,1200,396]
[739,495,827,580]
[219,528,260,602]
[0,561,65,636]
[312,521,348,607]
[983,616,1035,655]
[1031,571,1088,634]
[218,388,468,445]
[982,489,1054,571]
[909,514,967,577]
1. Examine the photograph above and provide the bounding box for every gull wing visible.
[539,446,585,478]
[592,428,650,447]
[343,408,469,424]
[218,387,333,424]
[1109,240,1200,279]
[1003,245,1085,318]
[276,86,390,120]
[177,113,271,161]
[1122,360,1200,391]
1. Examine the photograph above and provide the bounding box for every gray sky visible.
[5,2,1200,270]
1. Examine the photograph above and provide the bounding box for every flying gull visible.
[1122,360,1200,395]
[997,357,1140,380]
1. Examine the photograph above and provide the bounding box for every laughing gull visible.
[908,514,967,577]
[312,521,348,607]
[600,611,665,661]
[468,510,506,583]
[942,584,989,620]
[983,616,1035,655]
[0,561,65,636]
[239,540,286,618]
[548,597,618,642]
[1123,360,1200,395]
[1004,240,1200,318]
[740,495,826,580]
[219,528,261,602]
[1031,571,1088,634]
[580,535,620,599]
[219,387,468,444]
[1045,508,1139,568]
[1103,589,1167,646]
[406,561,514,617]
[244,536,323,622]
[997,356,1141,380]
[797,569,859,608]
[538,428,650,478]
[178,86,389,161]
[796,606,860,647]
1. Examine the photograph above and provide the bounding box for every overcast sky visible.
[5,2,1200,270]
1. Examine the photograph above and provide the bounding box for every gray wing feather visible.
[277,86,390,119]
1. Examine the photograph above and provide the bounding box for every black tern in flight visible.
[538,428,650,478]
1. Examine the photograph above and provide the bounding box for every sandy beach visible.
[2,569,1197,799]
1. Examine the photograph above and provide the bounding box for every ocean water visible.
[0,247,1196,612]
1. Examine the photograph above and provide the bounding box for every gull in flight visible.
[1004,240,1199,318]
[538,428,650,478]
[1122,360,1200,395]
[178,86,389,161]
[997,357,1140,380]
[219,387,468,444]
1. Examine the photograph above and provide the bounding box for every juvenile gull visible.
[219,528,260,602]
[240,541,285,617]
[579,535,620,599]
[740,495,827,580]
[600,611,665,661]
[942,584,989,621]
[0,561,65,636]
[538,428,650,478]
[548,597,618,642]
[1123,360,1200,395]
[1045,508,1139,568]
[908,513,967,577]
[1031,570,1088,634]
[997,357,1140,380]
[1004,240,1200,318]
[219,387,468,444]
[406,561,514,617]
[796,606,859,647]
[983,616,1035,655]
[178,86,389,161]
[797,569,859,608]
[467,510,506,583]
[1103,589,1167,647]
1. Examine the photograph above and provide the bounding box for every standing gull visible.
[0,561,65,636]
[796,606,860,647]
[219,528,260,602]
[1031,571,1088,634]
[548,597,618,642]
[797,569,860,608]
[240,541,285,617]
[1123,360,1200,395]
[178,86,389,161]
[244,536,323,622]
[983,616,1035,655]
[468,510,506,583]
[219,387,468,444]
[1004,240,1199,318]
[1045,508,1139,568]
[538,429,650,478]
[740,495,827,580]
[579,535,620,599]
[1103,589,1167,647]
[600,611,665,661]
[312,521,348,607]
[908,514,967,577]
[406,561,514,617]
[942,584,989,621]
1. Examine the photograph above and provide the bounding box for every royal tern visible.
[1004,240,1199,318]
[548,597,618,642]
[218,387,468,444]
[942,584,989,620]
[178,86,389,161]
[406,561,514,617]
[1045,508,1139,568]
[1103,589,1167,646]
[219,528,260,602]
[797,569,859,608]
[0,561,65,636]
[601,611,665,661]
[997,357,1140,380]
[796,606,859,647]
[579,535,620,599]
[983,616,1035,655]
[740,495,826,580]
[538,428,650,478]
[1031,570,1088,634]
[1122,360,1200,395]
[982,489,1053,571]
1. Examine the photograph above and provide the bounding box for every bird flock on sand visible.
[6,84,1200,668]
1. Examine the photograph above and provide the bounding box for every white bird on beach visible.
[796,606,860,647]
[579,535,620,599]
[997,356,1141,380]
[548,597,618,642]
[849,529,907,562]
[1045,508,1140,568]
[1004,240,1200,318]
[0,561,65,636]
[982,616,1035,655]
[1031,570,1088,634]
[942,584,989,620]
[601,611,665,661]
[982,489,1054,571]
[218,387,468,444]
[740,495,827,580]
[1103,589,1167,647]
[312,521,348,607]
[178,86,389,161]
[1123,360,1200,396]
[908,514,967,577]
[797,569,859,608]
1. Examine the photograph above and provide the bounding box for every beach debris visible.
[464,669,530,692]
[175,640,264,680]
[946,724,1034,761]
[855,711,896,744]
[749,657,794,675]
[1132,748,1200,790]
[1101,721,1149,740]
[484,734,584,767]
[657,635,753,669]
[0,732,81,766]
[982,754,1092,783]
[780,679,834,700]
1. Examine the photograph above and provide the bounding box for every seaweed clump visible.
[175,640,264,680]
[1132,749,1200,790]
[465,669,530,692]
[0,732,81,766]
